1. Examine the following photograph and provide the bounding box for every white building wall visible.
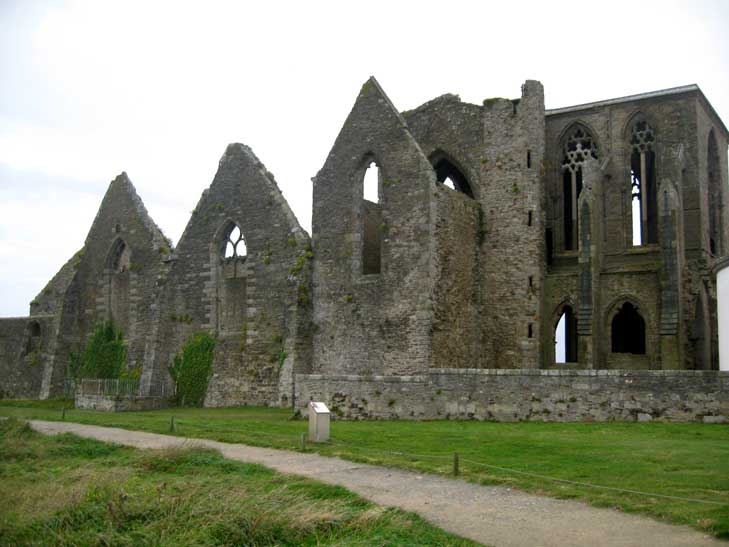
[718,259,729,371]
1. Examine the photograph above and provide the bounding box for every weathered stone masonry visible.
[1,78,727,421]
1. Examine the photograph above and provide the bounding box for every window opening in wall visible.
[224,224,247,259]
[432,155,474,198]
[528,323,533,338]
[708,130,721,256]
[562,128,598,250]
[528,276,533,289]
[362,160,382,275]
[110,240,131,273]
[611,302,646,354]
[631,178,643,246]
[527,150,532,169]
[555,306,578,363]
[629,120,657,246]
[107,239,131,330]
[24,321,41,356]
[363,161,380,203]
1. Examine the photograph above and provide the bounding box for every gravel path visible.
[29,420,724,547]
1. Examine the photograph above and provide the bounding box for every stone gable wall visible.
[311,78,438,377]
[149,144,312,407]
[47,173,169,397]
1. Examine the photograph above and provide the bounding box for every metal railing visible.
[77,378,175,398]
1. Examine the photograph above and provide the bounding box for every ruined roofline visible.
[400,93,464,118]
[84,172,170,252]
[547,84,729,136]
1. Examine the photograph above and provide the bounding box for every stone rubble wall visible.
[296,369,729,423]
[75,393,170,412]
[0,316,54,399]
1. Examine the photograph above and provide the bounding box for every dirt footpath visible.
[29,420,724,547]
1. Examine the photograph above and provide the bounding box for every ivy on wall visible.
[169,332,216,407]
[68,321,127,379]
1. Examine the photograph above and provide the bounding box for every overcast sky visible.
[1,0,728,318]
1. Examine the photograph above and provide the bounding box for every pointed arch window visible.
[215,221,249,332]
[361,159,382,275]
[363,161,380,204]
[561,127,598,250]
[611,302,646,354]
[431,154,474,198]
[109,239,131,273]
[629,119,657,246]
[555,305,578,363]
[223,224,247,259]
[106,239,131,329]
[708,130,722,256]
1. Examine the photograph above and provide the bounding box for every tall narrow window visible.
[363,161,380,203]
[708,130,722,256]
[362,160,382,275]
[611,302,646,354]
[562,128,598,250]
[110,239,131,272]
[106,238,131,331]
[555,305,578,363]
[629,120,657,246]
[217,221,248,332]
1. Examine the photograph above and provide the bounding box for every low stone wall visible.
[75,393,171,412]
[295,369,729,423]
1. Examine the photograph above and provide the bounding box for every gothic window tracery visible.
[224,224,247,259]
[629,119,657,245]
[561,127,598,250]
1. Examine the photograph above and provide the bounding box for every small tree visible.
[69,321,127,379]
[169,332,216,407]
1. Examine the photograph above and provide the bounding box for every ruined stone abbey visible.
[2,78,728,421]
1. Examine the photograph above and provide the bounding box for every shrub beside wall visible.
[69,321,127,380]
[169,333,216,407]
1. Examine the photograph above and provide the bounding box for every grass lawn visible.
[2,400,728,538]
[0,418,480,546]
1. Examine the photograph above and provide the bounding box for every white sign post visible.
[308,401,330,442]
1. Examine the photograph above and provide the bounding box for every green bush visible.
[68,321,126,380]
[169,333,216,407]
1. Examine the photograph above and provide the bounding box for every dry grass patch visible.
[0,419,480,546]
